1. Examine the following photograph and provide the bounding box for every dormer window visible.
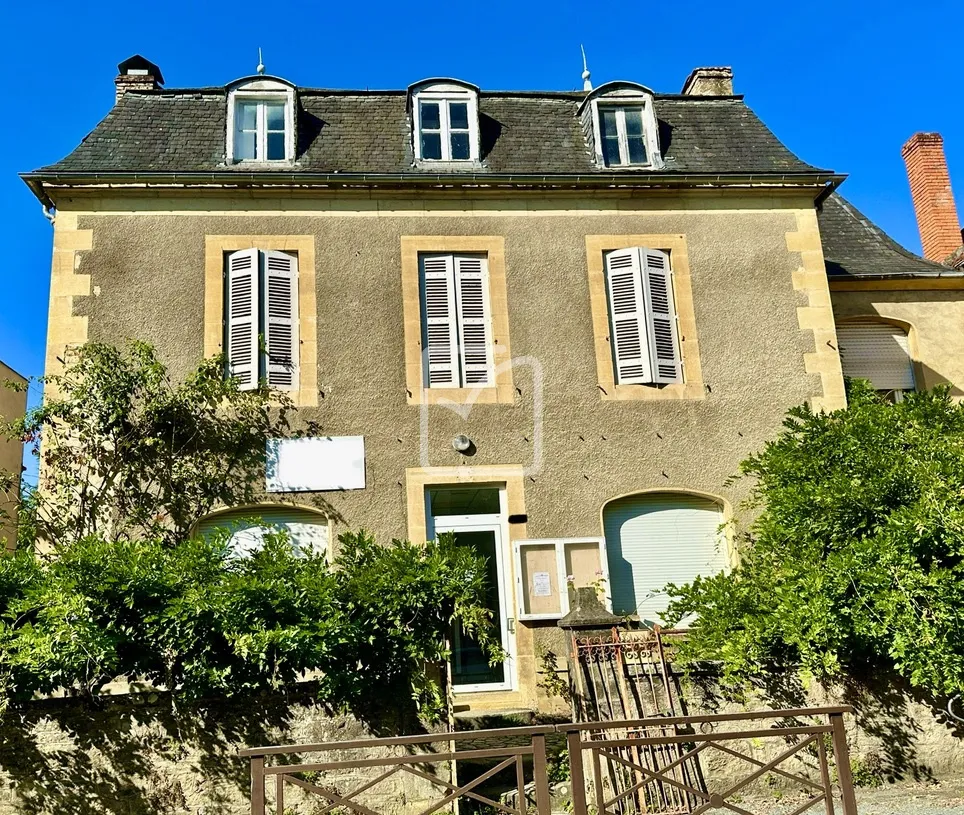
[235,99,286,161]
[599,107,648,167]
[579,82,662,170]
[226,77,296,164]
[409,79,480,164]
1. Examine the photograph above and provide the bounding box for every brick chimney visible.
[681,67,734,96]
[901,132,964,263]
[114,55,164,103]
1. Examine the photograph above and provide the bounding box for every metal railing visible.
[241,706,857,815]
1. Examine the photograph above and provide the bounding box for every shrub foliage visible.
[666,381,964,697]
[0,530,496,718]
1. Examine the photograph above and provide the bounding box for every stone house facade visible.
[21,56,964,716]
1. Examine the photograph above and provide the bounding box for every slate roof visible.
[818,193,956,278]
[27,82,952,279]
[31,87,828,176]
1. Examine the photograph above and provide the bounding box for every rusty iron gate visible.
[242,707,858,815]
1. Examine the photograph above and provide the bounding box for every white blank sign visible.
[266,436,366,492]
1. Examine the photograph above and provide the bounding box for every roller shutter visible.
[604,493,726,624]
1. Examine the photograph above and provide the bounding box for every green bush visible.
[666,381,964,696]
[0,530,498,719]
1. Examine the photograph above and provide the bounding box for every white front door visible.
[428,487,514,693]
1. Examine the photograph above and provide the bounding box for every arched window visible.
[603,492,726,624]
[408,78,480,164]
[226,76,296,164]
[196,505,328,558]
[577,81,662,170]
[836,319,915,401]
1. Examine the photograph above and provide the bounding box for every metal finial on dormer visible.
[256,48,265,75]
[581,44,592,91]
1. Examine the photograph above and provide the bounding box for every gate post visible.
[566,728,589,815]
[250,755,265,815]
[532,733,552,815]
[829,712,858,815]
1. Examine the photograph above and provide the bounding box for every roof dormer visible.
[579,81,662,170]
[408,78,481,166]
[226,76,297,164]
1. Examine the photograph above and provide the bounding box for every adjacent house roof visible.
[818,193,957,278]
[30,88,828,177]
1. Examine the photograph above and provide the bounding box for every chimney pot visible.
[114,54,164,104]
[681,67,734,96]
[902,132,963,264]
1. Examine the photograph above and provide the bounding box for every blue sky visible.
[2,0,962,403]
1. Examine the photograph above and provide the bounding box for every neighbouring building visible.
[0,361,26,550]
[20,56,964,715]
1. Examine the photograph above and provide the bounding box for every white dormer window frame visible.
[226,78,296,164]
[411,81,480,164]
[582,83,662,170]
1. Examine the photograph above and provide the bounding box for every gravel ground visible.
[854,781,964,815]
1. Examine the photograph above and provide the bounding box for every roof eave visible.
[21,170,845,204]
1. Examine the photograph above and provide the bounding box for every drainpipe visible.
[42,203,56,225]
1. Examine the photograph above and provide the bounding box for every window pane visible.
[421,132,442,160]
[237,100,258,130]
[266,102,285,131]
[450,132,470,160]
[266,132,286,160]
[599,109,622,166]
[420,102,440,130]
[235,130,256,160]
[429,487,501,516]
[624,109,644,137]
[627,137,648,165]
[449,101,469,129]
[624,109,648,164]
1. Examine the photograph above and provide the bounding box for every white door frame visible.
[429,488,515,693]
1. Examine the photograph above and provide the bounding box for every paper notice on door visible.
[532,572,552,597]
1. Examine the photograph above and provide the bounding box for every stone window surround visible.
[586,234,704,401]
[204,235,318,407]
[401,236,514,405]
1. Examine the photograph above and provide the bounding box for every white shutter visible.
[420,254,460,387]
[604,493,726,625]
[641,249,682,384]
[263,251,299,390]
[226,248,260,390]
[605,249,652,384]
[454,254,494,387]
[198,506,329,558]
[837,323,915,391]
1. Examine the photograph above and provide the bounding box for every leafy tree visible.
[1,341,298,549]
[0,342,500,719]
[666,381,964,697]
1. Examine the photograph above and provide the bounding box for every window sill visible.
[601,381,705,401]
[413,159,484,172]
[407,385,512,406]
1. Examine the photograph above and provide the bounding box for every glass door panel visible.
[450,529,505,687]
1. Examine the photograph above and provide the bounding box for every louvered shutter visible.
[605,249,652,384]
[454,255,494,387]
[604,493,726,625]
[226,248,260,390]
[420,254,460,387]
[263,251,299,390]
[641,249,682,384]
[837,323,915,391]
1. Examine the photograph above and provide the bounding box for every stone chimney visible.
[681,67,734,96]
[114,55,164,104]
[901,132,964,264]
